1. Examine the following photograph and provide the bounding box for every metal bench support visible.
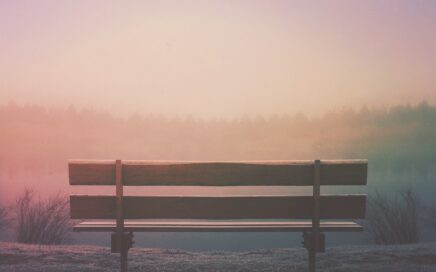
[115,159,128,272]
[309,159,321,272]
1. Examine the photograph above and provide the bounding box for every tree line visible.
[1,101,435,197]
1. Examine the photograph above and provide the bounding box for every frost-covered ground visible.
[1,242,436,272]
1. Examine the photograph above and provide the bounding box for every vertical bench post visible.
[308,159,321,272]
[115,160,128,272]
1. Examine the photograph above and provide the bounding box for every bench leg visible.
[303,232,324,272]
[120,248,128,272]
[308,248,316,272]
[112,232,133,272]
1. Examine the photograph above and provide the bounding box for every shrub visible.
[427,206,436,229]
[365,188,419,245]
[14,188,73,244]
[0,206,9,231]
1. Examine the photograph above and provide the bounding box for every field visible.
[1,242,436,272]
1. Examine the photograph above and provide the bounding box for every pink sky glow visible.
[1,0,435,118]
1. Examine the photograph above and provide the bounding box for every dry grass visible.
[14,189,73,245]
[428,206,436,230]
[365,188,419,245]
[0,207,8,232]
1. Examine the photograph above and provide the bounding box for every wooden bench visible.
[69,159,368,272]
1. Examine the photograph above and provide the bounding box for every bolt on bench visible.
[69,159,367,272]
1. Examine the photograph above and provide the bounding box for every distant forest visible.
[1,101,436,201]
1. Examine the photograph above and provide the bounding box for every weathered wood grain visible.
[69,160,367,186]
[70,195,366,220]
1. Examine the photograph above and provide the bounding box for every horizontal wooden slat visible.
[69,161,115,186]
[70,195,366,220]
[69,160,367,186]
[73,220,363,232]
[321,160,367,186]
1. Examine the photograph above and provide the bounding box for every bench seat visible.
[73,220,363,232]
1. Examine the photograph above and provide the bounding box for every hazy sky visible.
[1,0,435,118]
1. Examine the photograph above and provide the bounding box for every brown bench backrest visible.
[69,160,367,221]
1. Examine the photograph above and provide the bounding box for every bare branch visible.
[13,188,73,245]
[365,187,419,245]
[0,205,9,231]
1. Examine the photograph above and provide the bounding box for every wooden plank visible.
[70,195,366,220]
[69,160,367,186]
[69,161,115,185]
[72,220,364,232]
[321,160,368,186]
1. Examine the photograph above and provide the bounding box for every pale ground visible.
[1,242,436,272]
